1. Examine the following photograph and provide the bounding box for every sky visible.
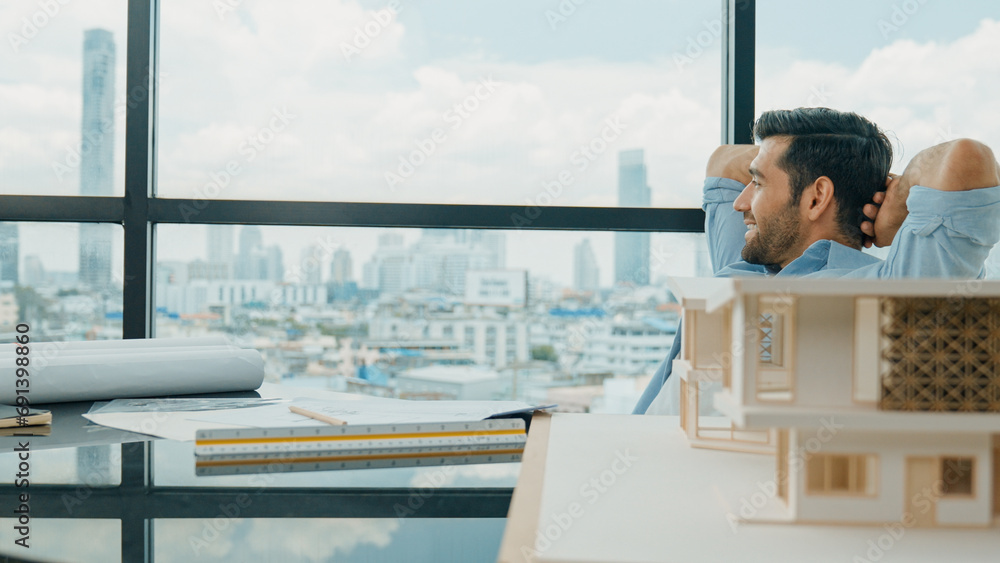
[2,0,1000,287]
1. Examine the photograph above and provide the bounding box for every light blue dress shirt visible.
[633,177,1000,414]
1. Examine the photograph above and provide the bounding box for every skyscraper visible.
[23,255,45,286]
[0,223,19,285]
[206,225,234,279]
[236,226,263,279]
[574,238,599,292]
[299,244,323,285]
[264,246,284,282]
[331,248,353,284]
[79,29,115,289]
[614,149,651,286]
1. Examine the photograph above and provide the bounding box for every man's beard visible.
[741,203,801,267]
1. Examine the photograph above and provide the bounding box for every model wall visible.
[791,296,856,408]
[792,430,992,527]
[739,295,857,409]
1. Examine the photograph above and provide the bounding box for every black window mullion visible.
[122,0,158,340]
[722,0,755,145]
[149,198,705,232]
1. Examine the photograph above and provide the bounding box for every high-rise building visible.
[206,225,234,279]
[363,230,505,296]
[574,238,599,292]
[235,226,263,279]
[79,29,116,289]
[22,255,45,286]
[331,248,353,284]
[299,244,324,285]
[378,232,404,248]
[233,226,284,281]
[264,245,284,282]
[614,149,651,286]
[0,223,19,285]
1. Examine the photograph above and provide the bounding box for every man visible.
[633,107,1000,415]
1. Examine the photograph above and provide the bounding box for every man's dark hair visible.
[752,107,893,247]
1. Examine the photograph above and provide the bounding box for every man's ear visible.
[802,176,836,221]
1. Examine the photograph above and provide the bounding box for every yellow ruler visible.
[194,418,526,475]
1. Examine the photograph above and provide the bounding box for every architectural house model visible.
[669,277,1000,528]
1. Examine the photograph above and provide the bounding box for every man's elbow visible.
[706,145,733,177]
[933,138,1000,191]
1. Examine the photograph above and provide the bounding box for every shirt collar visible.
[778,240,880,276]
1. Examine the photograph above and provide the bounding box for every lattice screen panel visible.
[880,297,1000,412]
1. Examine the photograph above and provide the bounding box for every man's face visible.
[734,137,804,267]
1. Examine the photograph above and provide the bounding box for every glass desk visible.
[0,385,520,562]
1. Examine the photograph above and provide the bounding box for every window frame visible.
[0,1,757,560]
[805,453,879,497]
[940,456,976,498]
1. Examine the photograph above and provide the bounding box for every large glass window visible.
[154,518,504,562]
[0,1,128,196]
[156,225,708,413]
[0,222,124,340]
[757,0,1000,170]
[757,1,1000,272]
[158,0,720,207]
[0,519,120,561]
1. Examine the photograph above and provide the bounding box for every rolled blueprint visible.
[0,336,235,358]
[2,339,265,405]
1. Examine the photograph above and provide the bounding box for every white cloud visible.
[245,518,398,561]
[757,18,1000,168]
[4,4,1000,285]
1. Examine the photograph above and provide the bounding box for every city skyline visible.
[4,3,1000,289]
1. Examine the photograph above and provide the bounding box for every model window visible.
[806,454,876,495]
[757,312,782,367]
[755,296,794,400]
[941,457,974,496]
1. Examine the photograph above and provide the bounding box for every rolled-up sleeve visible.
[877,185,1000,279]
[704,177,749,275]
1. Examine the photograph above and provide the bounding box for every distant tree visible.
[530,345,558,362]
[14,285,45,323]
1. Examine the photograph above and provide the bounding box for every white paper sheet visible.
[2,340,264,404]
[80,398,284,442]
[83,409,258,442]
[82,395,547,441]
[190,398,542,427]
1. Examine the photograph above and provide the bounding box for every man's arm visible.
[634,146,759,415]
[861,139,1000,279]
[866,139,1000,247]
[703,145,759,274]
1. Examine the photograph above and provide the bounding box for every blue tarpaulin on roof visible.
[548,308,606,318]
[382,348,424,356]
[357,364,389,386]
[642,317,678,333]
